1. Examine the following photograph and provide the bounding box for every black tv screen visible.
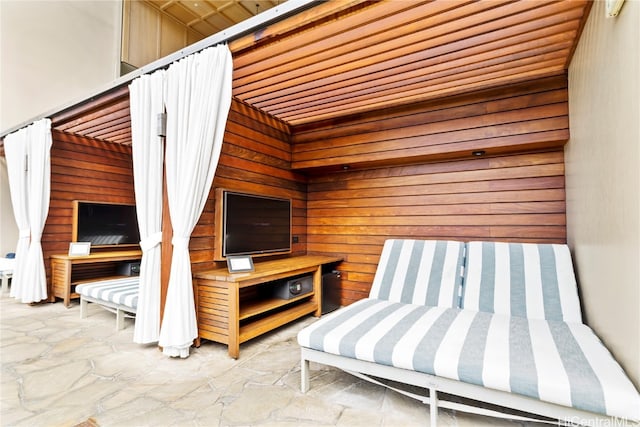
[223,191,291,257]
[74,201,140,247]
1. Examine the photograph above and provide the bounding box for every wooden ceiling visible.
[145,0,280,37]
[232,0,590,126]
[48,0,592,146]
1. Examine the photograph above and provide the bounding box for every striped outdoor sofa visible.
[76,277,139,331]
[298,240,640,426]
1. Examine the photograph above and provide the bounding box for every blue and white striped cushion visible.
[298,299,640,420]
[368,239,465,308]
[461,241,582,322]
[76,277,140,310]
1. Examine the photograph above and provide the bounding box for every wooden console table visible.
[194,255,342,358]
[50,250,142,307]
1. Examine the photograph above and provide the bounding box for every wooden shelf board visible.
[239,293,314,321]
[239,301,317,343]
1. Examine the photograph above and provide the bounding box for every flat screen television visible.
[72,201,140,247]
[219,190,291,259]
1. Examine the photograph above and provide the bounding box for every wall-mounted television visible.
[72,201,140,247]
[216,189,292,259]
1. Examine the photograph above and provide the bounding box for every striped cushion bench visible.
[76,277,139,331]
[298,299,640,421]
[462,241,583,322]
[298,239,640,425]
[369,239,465,307]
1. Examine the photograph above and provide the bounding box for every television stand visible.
[193,255,342,358]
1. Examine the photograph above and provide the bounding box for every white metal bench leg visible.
[1,273,10,296]
[116,309,125,331]
[430,387,438,426]
[80,297,88,319]
[301,355,310,393]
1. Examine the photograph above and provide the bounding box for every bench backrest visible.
[369,239,465,307]
[461,241,582,322]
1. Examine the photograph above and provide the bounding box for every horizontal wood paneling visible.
[291,76,569,170]
[46,101,304,304]
[306,150,566,306]
[43,131,136,301]
[233,1,589,125]
[191,100,307,273]
[43,80,569,312]
[53,85,132,145]
[296,77,570,306]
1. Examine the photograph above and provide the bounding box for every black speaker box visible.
[272,275,313,300]
[117,262,140,276]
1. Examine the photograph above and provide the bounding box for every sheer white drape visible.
[21,119,52,303]
[4,119,52,303]
[130,71,165,344]
[4,129,30,299]
[159,45,232,357]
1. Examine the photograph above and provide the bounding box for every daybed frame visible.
[301,348,617,426]
[298,239,640,426]
[77,277,139,331]
[80,292,136,331]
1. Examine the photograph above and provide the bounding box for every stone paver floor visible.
[1,294,536,426]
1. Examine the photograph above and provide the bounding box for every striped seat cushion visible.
[298,299,640,420]
[76,277,140,311]
[368,239,465,308]
[462,241,582,322]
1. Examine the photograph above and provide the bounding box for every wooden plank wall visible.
[297,77,569,306]
[45,101,305,303]
[291,76,569,170]
[43,77,568,309]
[188,99,307,274]
[306,151,566,305]
[43,130,135,299]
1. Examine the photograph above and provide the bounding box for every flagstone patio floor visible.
[1,294,537,426]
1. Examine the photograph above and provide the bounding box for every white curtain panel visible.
[4,128,30,299]
[4,118,52,303]
[130,71,165,344]
[20,119,52,303]
[159,45,233,357]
